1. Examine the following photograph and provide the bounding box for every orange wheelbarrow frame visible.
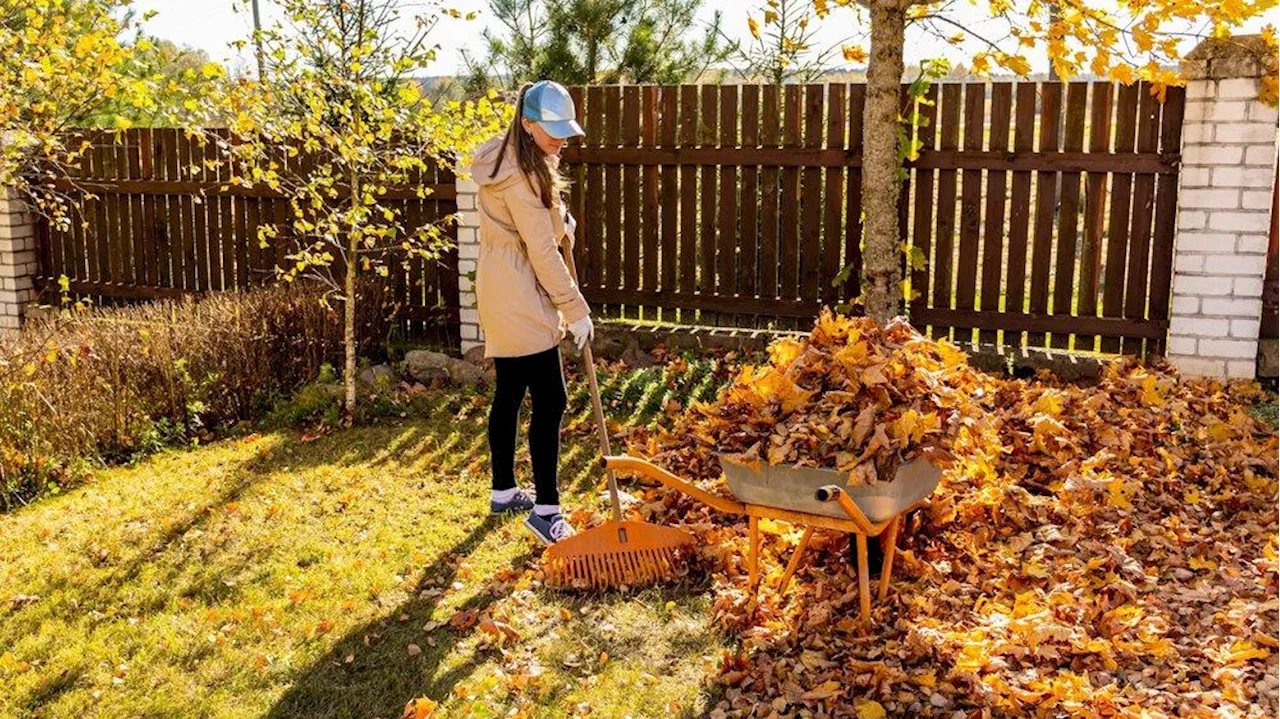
[603,455,923,626]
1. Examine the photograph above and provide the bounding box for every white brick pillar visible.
[0,186,40,338]
[456,177,484,354]
[1167,36,1278,379]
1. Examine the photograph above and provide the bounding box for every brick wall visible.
[0,187,39,338]
[455,177,484,354]
[1167,38,1279,379]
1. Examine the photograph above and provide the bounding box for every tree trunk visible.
[344,173,358,422]
[586,36,598,83]
[861,0,907,323]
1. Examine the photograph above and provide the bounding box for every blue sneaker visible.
[524,512,576,545]
[490,488,535,514]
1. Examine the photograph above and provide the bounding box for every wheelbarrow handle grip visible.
[814,485,842,502]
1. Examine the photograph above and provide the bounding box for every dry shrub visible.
[0,282,395,509]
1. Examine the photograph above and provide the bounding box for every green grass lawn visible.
[0,363,735,719]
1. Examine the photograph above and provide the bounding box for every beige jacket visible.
[469,137,590,359]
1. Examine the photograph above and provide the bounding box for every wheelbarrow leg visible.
[777,526,814,595]
[878,515,902,601]
[748,515,760,592]
[855,534,871,624]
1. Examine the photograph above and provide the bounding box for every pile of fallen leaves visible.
[634,312,992,486]
[623,313,1278,718]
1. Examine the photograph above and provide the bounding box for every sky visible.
[132,0,1277,78]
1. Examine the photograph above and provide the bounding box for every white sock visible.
[492,487,518,503]
[534,504,560,517]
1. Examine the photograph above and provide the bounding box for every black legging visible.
[488,346,568,506]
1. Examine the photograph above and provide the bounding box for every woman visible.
[469,80,593,545]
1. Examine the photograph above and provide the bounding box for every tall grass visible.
[0,283,393,509]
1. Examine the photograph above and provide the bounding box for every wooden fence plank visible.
[823,83,846,308]
[980,83,1011,346]
[156,129,174,289]
[568,86,587,288]
[909,84,938,322]
[622,85,641,318]
[1051,82,1088,349]
[931,84,962,338]
[739,84,760,321]
[201,132,223,291]
[605,85,623,312]
[761,85,781,302]
[955,82,986,343]
[215,131,236,291]
[679,85,698,304]
[1101,83,1139,353]
[699,84,719,324]
[117,130,136,287]
[91,132,109,293]
[718,85,739,319]
[193,135,213,292]
[801,84,824,302]
[1148,85,1185,357]
[779,85,802,321]
[106,133,124,290]
[1078,83,1113,328]
[1028,82,1062,347]
[660,86,678,302]
[271,140,289,278]
[1123,86,1160,356]
[844,84,864,305]
[181,131,200,290]
[586,86,605,294]
[642,85,660,315]
[128,129,146,287]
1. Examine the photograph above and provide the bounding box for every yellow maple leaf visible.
[1188,556,1217,570]
[891,409,941,445]
[1106,477,1134,510]
[843,45,868,64]
[1222,639,1270,665]
[747,16,760,40]
[1033,391,1064,416]
[854,700,886,719]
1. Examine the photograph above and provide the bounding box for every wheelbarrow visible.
[602,454,942,625]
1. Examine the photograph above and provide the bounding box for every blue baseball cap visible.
[522,80,585,139]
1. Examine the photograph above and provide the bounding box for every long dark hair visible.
[489,83,567,209]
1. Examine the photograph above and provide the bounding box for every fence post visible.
[455,176,484,355]
[0,186,39,339]
[1167,36,1279,379]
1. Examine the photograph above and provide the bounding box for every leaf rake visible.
[544,239,694,590]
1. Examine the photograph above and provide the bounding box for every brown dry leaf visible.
[449,609,478,631]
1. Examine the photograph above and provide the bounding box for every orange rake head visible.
[543,520,695,590]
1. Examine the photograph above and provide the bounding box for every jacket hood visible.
[469,135,563,188]
[469,136,521,187]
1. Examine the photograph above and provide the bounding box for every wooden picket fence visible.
[562,81,1185,356]
[35,128,460,341]
[32,81,1187,357]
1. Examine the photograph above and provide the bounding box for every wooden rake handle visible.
[558,234,624,523]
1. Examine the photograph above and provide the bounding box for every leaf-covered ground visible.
[2,336,1276,719]
[622,316,1279,718]
[0,361,734,719]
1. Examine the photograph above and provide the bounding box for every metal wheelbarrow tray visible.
[601,453,943,626]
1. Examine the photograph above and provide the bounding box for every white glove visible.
[567,315,594,351]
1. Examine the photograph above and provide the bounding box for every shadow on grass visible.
[263,513,534,719]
